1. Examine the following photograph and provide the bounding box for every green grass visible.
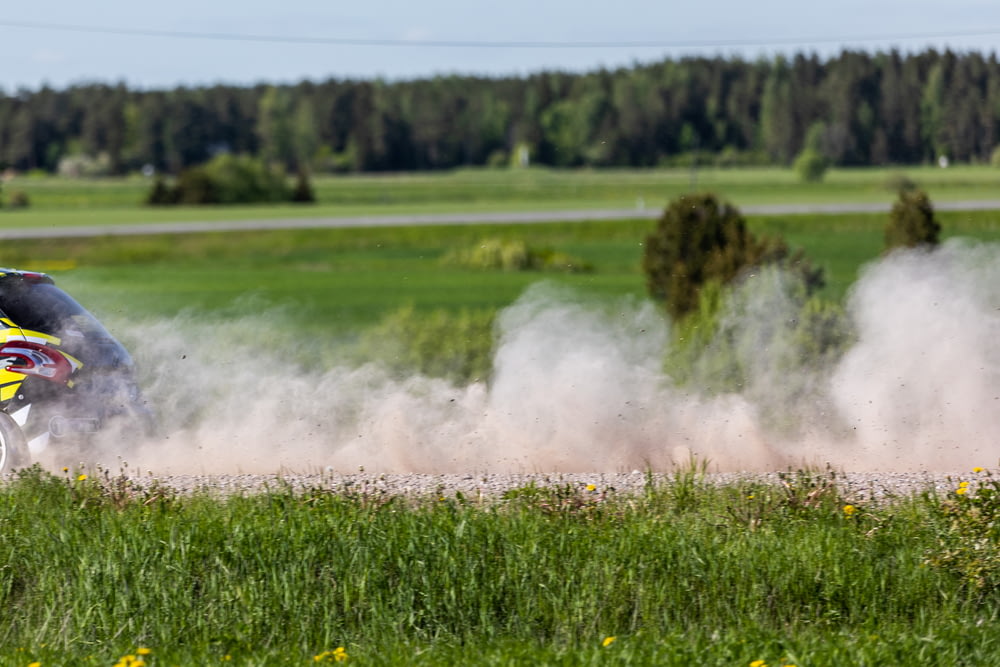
[0,466,997,665]
[2,174,1000,664]
[2,208,996,337]
[6,165,1000,228]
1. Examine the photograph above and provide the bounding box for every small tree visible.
[793,122,830,182]
[884,188,941,252]
[793,148,829,182]
[643,192,823,321]
[643,193,817,320]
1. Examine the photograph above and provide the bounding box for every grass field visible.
[2,466,999,665]
[2,170,1000,665]
[2,208,997,338]
[4,164,1000,228]
[2,166,999,327]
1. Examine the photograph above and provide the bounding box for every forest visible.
[1,48,999,175]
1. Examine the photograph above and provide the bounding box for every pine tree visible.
[884,188,942,251]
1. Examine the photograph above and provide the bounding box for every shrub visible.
[146,155,292,205]
[356,305,495,383]
[442,237,593,273]
[884,188,941,252]
[6,189,29,209]
[642,192,823,321]
[202,154,290,204]
[175,166,221,204]
[664,268,854,434]
[793,148,829,182]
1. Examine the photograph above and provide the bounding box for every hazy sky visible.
[4,1,1000,91]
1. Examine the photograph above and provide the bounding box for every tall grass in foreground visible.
[0,467,998,665]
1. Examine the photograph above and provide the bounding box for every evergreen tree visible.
[885,189,942,251]
[642,193,823,320]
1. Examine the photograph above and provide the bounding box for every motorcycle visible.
[0,269,152,473]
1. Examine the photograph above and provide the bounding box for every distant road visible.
[3,199,1000,240]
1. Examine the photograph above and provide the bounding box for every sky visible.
[4,0,1000,92]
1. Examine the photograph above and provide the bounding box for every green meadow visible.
[1,169,1000,665]
[4,164,1000,227]
[2,466,999,666]
[2,165,999,331]
[3,208,998,336]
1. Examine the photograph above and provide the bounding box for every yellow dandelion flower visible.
[136,648,152,656]
[959,481,970,487]
[956,487,968,495]
[586,484,597,492]
[973,467,985,473]
[28,662,41,667]
[842,504,856,516]
[76,474,87,481]
[602,636,616,647]
[750,661,768,667]
[315,648,349,663]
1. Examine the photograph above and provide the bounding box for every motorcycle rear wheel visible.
[0,412,29,474]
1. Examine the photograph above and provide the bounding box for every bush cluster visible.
[146,154,314,205]
[441,237,593,273]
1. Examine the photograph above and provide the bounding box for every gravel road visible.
[114,470,969,503]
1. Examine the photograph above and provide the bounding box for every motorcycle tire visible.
[0,412,29,474]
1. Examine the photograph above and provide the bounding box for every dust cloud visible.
[47,239,1000,474]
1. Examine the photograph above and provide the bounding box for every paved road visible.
[4,199,1000,240]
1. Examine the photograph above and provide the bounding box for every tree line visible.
[2,48,999,175]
